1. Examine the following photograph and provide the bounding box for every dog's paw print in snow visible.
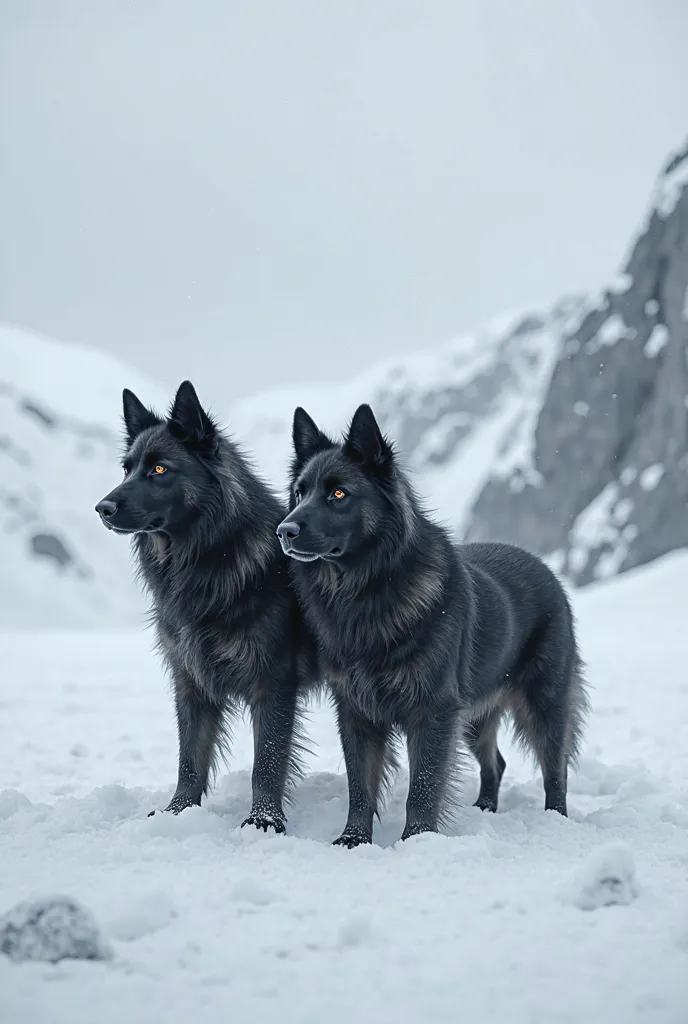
[337,913,374,949]
[560,842,639,911]
[0,895,111,964]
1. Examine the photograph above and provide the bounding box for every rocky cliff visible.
[464,141,688,585]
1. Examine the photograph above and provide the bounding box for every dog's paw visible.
[332,827,372,849]
[473,796,498,813]
[241,814,286,835]
[400,822,436,841]
[148,795,198,818]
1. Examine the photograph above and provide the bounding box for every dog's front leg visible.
[333,697,391,848]
[402,709,458,840]
[242,683,301,834]
[150,670,226,816]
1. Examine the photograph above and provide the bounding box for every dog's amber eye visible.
[333,488,346,499]
[153,465,166,475]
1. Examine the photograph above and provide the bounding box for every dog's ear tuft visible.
[292,407,334,467]
[122,389,163,446]
[343,404,394,474]
[168,380,218,456]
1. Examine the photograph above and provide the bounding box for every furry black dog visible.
[277,403,589,847]
[95,381,316,832]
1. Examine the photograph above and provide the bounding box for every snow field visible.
[1,554,687,1023]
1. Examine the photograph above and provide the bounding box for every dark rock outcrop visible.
[465,142,688,585]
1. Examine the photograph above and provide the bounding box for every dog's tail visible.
[565,649,591,769]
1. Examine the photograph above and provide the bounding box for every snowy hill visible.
[230,296,586,519]
[0,304,583,629]
[0,326,165,629]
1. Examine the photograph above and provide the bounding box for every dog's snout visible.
[277,520,300,542]
[96,499,118,518]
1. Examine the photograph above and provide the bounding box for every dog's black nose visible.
[96,499,118,518]
[277,521,300,542]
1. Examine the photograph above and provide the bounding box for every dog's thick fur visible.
[95,381,316,831]
[277,403,589,847]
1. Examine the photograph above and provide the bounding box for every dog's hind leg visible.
[402,708,459,840]
[333,697,394,848]
[509,650,588,817]
[153,671,228,816]
[465,704,506,812]
[242,683,302,834]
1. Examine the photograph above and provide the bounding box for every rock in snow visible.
[0,896,111,964]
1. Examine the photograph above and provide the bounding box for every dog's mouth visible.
[100,519,130,534]
[283,545,343,563]
[100,518,164,535]
[286,549,320,563]
[142,519,165,533]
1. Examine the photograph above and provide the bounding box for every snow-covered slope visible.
[1,302,584,629]
[0,325,166,629]
[1,550,686,1022]
[231,297,585,517]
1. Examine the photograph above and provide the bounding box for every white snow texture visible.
[1,552,687,1023]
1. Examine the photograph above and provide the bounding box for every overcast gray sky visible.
[2,1,688,406]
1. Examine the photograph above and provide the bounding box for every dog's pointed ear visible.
[122,388,162,445]
[292,407,334,466]
[168,380,218,456]
[343,404,394,473]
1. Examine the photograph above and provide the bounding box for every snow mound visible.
[560,842,639,911]
[105,891,177,943]
[0,324,166,629]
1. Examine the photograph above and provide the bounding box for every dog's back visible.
[456,540,587,818]
[459,540,576,684]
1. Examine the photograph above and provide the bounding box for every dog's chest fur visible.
[321,631,457,727]
[139,536,287,707]
[301,562,461,726]
[156,612,272,705]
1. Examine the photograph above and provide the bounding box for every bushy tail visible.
[565,650,591,769]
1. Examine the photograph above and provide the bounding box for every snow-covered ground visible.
[2,553,688,1023]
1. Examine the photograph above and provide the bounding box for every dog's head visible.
[277,403,405,565]
[95,380,221,537]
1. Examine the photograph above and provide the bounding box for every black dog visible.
[95,381,316,832]
[277,403,589,847]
